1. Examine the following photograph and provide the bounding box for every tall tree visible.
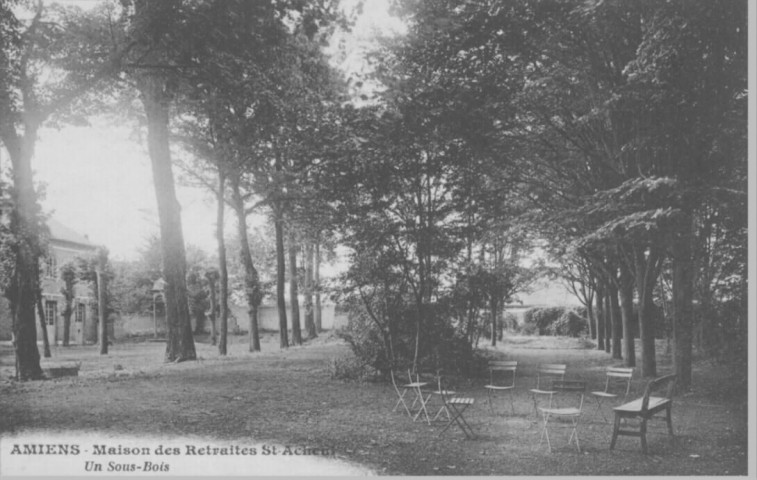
[122,0,197,362]
[0,1,124,378]
[619,0,747,389]
[303,241,317,339]
[288,232,302,345]
[59,262,77,347]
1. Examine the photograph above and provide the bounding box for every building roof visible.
[47,218,97,249]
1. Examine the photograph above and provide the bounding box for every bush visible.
[327,354,374,382]
[501,312,519,332]
[338,300,479,378]
[548,310,588,337]
[521,306,588,337]
[523,307,564,335]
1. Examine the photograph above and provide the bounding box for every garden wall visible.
[112,303,348,339]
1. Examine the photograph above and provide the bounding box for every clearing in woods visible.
[0,333,749,475]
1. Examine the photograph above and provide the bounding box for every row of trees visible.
[1,0,349,378]
[377,0,746,389]
[332,0,746,387]
[1,1,747,390]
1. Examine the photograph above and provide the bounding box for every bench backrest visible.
[640,374,676,412]
[535,363,566,389]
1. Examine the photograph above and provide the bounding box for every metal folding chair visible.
[437,385,476,439]
[430,372,456,422]
[390,369,430,424]
[590,367,633,423]
[538,380,586,453]
[390,370,413,417]
[529,364,566,418]
[484,360,517,416]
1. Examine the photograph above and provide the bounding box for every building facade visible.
[0,218,97,344]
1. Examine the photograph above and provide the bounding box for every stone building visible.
[0,218,97,344]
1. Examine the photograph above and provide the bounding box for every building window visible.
[44,251,57,278]
[75,303,86,323]
[44,300,57,326]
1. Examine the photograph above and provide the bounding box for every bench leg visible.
[610,414,620,450]
[665,404,674,436]
[640,418,648,454]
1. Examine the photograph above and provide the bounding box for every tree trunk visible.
[635,246,661,378]
[96,267,107,355]
[229,177,261,352]
[5,134,44,380]
[619,260,636,367]
[314,240,322,332]
[62,307,72,347]
[490,297,498,347]
[595,281,605,351]
[587,295,596,340]
[603,287,612,354]
[139,76,196,362]
[36,296,51,358]
[216,171,229,356]
[275,206,289,348]
[206,274,217,346]
[288,233,302,346]
[609,281,622,360]
[192,310,205,335]
[304,241,317,339]
[672,212,695,391]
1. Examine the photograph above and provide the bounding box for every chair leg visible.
[393,390,412,417]
[541,414,552,452]
[438,404,474,439]
[412,393,432,424]
[593,397,608,423]
[508,389,515,415]
[568,417,581,453]
[610,414,620,450]
[487,389,494,415]
[538,412,547,447]
[456,411,475,439]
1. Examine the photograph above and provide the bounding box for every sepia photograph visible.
[0,0,753,476]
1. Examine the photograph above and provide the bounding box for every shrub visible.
[501,312,519,332]
[327,354,374,382]
[338,300,479,377]
[548,309,588,337]
[523,307,564,335]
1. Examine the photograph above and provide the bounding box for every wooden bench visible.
[609,374,676,454]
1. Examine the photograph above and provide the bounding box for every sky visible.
[28,0,405,262]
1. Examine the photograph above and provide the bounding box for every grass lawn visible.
[0,332,749,475]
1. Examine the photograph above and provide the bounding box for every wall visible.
[112,303,349,340]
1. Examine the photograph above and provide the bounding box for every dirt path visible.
[0,334,749,475]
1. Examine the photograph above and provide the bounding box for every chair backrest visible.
[489,360,517,387]
[552,379,587,411]
[535,364,566,389]
[604,367,634,397]
[389,369,415,392]
[641,374,676,412]
[389,370,401,394]
[434,371,451,397]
